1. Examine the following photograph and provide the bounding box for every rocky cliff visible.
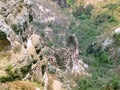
[0,0,89,90]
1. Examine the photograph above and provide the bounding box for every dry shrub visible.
[5,81,36,90]
[12,44,22,54]
[0,51,11,60]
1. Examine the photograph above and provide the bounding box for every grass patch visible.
[113,33,120,46]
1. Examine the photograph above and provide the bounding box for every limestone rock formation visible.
[0,0,89,90]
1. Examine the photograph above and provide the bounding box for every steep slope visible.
[69,0,120,90]
[1,0,120,90]
[0,0,89,90]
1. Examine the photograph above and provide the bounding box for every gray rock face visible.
[48,65,56,74]
[53,0,67,8]
[0,0,89,90]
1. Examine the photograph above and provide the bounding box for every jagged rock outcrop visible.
[32,0,69,26]
[0,0,90,90]
[53,0,67,8]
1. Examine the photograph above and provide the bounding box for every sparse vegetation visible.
[47,41,53,47]
[10,24,19,34]
[0,65,22,82]
[11,24,17,31]
[70,1,120,90]
[0,62,32,83]
[13,45,21,53]
[85,5,93,16]
[66,35,76,47]
[0,52,11,60]
[67,0,76,7]
[31,21,46,29]
[73,73,120,90]
[40,30,45,37]
[29,13,33,22]
[113,33,120,46]
[0,31,6,40]
[95,13,112,25]
[73,4,93,19]
[1,0,120,90]
[0,81,36,90]
[0,31,11,51]
[103,3,119,10]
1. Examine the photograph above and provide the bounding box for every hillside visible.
[0,0,120,90]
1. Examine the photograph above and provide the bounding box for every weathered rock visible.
[53,0,67,8]
[0,1,89,90]
[48,66,56,74]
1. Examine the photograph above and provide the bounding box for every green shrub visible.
[73,4,93,19]
[0,63,33,82]
[0,65,22,82]
[66,35,76,47]
[70,19,99,52]
[74,73,120,90]
[5,65,14,76]
[44,50,51,56]
[0,46,2,51]
[29,13,33,22]
[0,31,6,40]
[95,13,111,25]
[23,21,28,29]
[87,44,112,64]
[95,50,111,64]
[73,77,102,90]
[109,15,117,22]
[85,5,93,16]
[71,2,120,90]
[113,33,120,46]
[102,74,120,90]
[67,0,75,7]
[11,24,17,31]
[103,3,119,10]
[73,4,84,18]
[31,21,46,29]
[78,14,88,20]
[47,41,53,47]
[40,30,45,37]
[20,64,31,77]
[11,24,19,34]
[47,22,61,29]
